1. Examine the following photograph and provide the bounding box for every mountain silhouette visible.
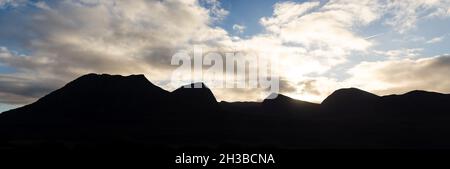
[172,82,218,111]
[1,73,450,150]
[263,93,317,108]
[0,74,170,124]
[323,88,380,104]
[262,93,319,118]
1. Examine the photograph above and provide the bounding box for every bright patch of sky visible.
[0,103,18,113]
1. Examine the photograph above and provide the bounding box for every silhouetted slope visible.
[168,82,223,139]
[381,90,450,119]
[0,74,170,124]
[320,88,382,120]
[171,82,218,110]
[170,82,220,121]
[383,90,450,107]
[262,93,319,117]
[322,87,380,107]
[263,93,317,107]
[1,73,450,149]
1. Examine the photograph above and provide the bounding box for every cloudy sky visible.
[1,0,450,112]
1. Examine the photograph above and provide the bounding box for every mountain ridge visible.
[4,73,447,114]
[1,73,450,149]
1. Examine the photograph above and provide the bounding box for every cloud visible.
[0,0,26,8]
[426,1,450,18]
[260,1,321,26]
[285,77,341,103]
[0,0,234,103]
[384,0,450,33]
[323,0,383,25]
[260,0,376,51]
[0,74,62,104]
[255,0,378,87]
[278,79,297,93]
[201,0,229,21]
[345,55,450,95]
[365,33,384,40]
[232,24,246,34]
[1,0,450,106]
[373,48,423,58]
[426,36,445,44]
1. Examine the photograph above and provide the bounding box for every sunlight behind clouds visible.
[0,0,450,108]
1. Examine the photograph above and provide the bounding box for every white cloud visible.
[384,0,450,33]
[323,0,383,25]
[261,0,375,50]
[426,36,445,44]
[260,1,321,26]
[232,24,246,34]
[426,1,450,18]
[374,48,423,58]
[257,0,376,83]
[201,0,229,21]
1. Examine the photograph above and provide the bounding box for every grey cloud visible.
[298,80,320,95]
[0,0,231,105]
[279,79,297,93]
[347,55,450,95]
[0,74,64,104]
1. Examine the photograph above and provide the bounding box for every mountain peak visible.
[172,82,217,103]
[382,90,448,103]
[0,73,171,123]
[262,93,318,111]
[263,93,293,103]
[76,73,150,84]
[403,90,444,97]
[55,73,167,97]
[46,73,169,100]
[322,88,380,106]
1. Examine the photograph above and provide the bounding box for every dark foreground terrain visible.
[1,74,450,167]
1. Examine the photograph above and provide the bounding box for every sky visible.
[1,0,450,112]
